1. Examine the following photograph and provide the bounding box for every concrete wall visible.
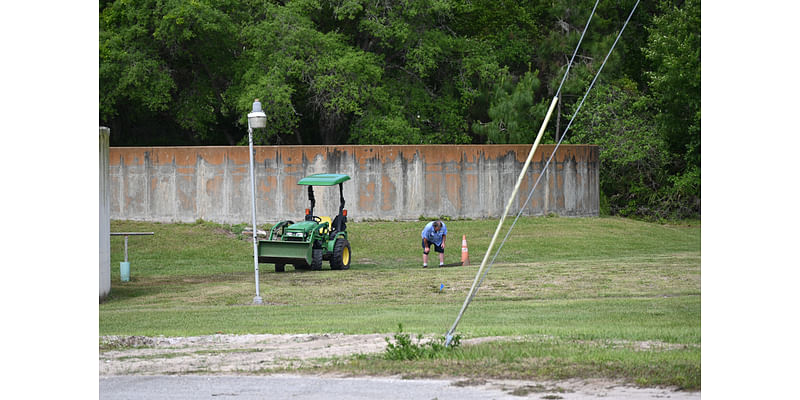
[109,145,598,223]
[100,127,111,301]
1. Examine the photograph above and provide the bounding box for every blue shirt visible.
[421,221,447,246]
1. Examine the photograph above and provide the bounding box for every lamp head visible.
[247,98,267,129]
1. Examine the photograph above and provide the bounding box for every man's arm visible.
[440,234,446,249]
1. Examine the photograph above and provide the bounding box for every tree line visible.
[100,0,700,219]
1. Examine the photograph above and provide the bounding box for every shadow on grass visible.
[102,283,166,303]
[102,272,252,303]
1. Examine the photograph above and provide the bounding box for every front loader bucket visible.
[257,240,312,265]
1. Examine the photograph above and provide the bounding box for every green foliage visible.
[232,3,385,144]
[384,324,461,360]
[347,83,423,144]
[99,0,175,120]
[99,0,686,145]
[567,78,669,219]
[100,0,250,144]
[349,110,423,144]
[645,0,701,170]
[661,165,700,219]
[641,0,701,219]
[454,0,545,70]
[472,70,551,143]
[566,75,698,220]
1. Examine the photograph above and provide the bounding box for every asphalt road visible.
[100,375,515,400]
[99,374,701,400]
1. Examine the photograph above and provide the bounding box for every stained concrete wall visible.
[109,145,598,223]
[100,127,111,301]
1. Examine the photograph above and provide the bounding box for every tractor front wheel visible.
[331,238,351,270]
[311,248,323,270]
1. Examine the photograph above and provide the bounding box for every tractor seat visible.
[317,216,332,234]
[330,214,347,238]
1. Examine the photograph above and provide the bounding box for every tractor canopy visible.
[299,174,350,222]
[297,173,350,186]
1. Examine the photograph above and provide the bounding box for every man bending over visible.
[421,220,447,268]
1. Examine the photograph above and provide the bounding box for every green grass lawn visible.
[102,216,700,389]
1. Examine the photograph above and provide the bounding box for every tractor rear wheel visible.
[275,263,285,273]
[331,238,351,270]
[310,248,323,270]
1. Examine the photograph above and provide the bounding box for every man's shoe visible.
[423,264,428,268]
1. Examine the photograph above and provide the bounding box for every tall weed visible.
[384,324,461,361]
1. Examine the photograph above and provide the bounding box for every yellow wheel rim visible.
[342,247,350,265]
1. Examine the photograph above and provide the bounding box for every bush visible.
[567,78,698,220]
[383,324,461,361]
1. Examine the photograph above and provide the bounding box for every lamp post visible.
[247,99,267,305]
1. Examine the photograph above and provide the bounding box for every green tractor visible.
[257,173,352,272]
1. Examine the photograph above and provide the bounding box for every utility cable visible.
[445,0,641,345]
[555,0,601,97]
[445,96,558,346]
[476,0,642,294]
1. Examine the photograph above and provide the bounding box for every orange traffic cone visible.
[461,234,470,266]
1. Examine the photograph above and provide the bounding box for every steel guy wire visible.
[445,5,604,343]
[450,0,642,338]
[473,0,641,300]
[555,0,601,98]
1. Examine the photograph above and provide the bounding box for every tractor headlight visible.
[286,232,304,237]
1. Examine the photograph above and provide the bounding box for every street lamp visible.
[247,99,267,304]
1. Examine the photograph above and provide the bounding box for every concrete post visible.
[100,127,111,301]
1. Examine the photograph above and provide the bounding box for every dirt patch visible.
[99,334,517,376]
[100,334,694,376]
[100,333,388,375]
